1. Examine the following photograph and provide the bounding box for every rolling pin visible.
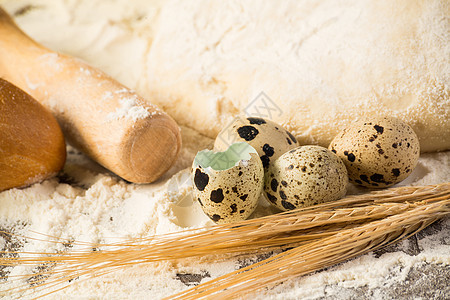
[0,7,181,183]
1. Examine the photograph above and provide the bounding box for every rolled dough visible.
[1,0,448,153]
[141,0,449,152]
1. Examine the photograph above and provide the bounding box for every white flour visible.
[0,0,449,299]
[106,94,150,122]
[0,129,448,299]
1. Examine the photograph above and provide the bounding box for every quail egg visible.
[329,116,420,188]
[192,142,264,224]
[214,116,299,170]
[264,145,348,211]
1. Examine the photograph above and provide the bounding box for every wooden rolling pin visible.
[0,8,181,183]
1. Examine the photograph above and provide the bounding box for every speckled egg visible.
[214,116,299,170]
[329,116,420,188]
[192,142,264,224]
[264,145,348,211]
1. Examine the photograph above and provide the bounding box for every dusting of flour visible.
[106,94,150,122]
[0,128,448,299]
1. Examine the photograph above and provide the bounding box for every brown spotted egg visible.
[214,117,299,170]
[264,146,348,211]
[329,116,420,188]
[192,142,264,224]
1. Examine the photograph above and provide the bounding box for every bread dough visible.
[2,0,449,153]
[141,0,449,152]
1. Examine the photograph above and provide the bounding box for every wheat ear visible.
[169,199,450,299]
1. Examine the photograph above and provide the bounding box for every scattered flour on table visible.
[0,125,448,298]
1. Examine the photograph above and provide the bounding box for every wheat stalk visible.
[169,199,450,299]
[5,183,448,254]
[0,183,448,298]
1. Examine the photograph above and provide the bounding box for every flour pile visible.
[0,0,449,299]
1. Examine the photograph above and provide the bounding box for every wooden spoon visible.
[0,7,181,183]
[0,78,66,192]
